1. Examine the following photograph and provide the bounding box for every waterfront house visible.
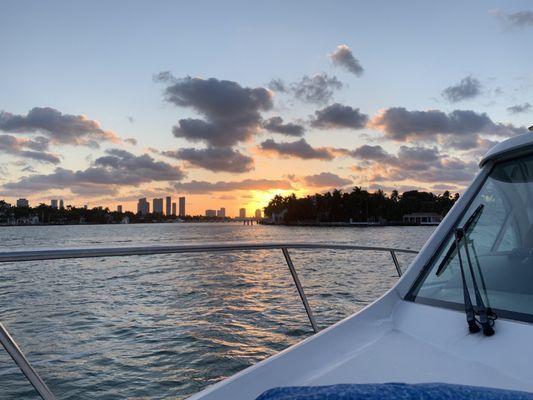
[402,212,442,225]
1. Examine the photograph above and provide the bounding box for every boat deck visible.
[190,296,533,399]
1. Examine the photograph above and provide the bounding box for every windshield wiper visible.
[450,204,497,336]
[454,227,480,334]
[436,204,484,277]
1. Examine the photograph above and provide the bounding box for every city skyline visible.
[5,195,261,218]
[1,1,532,215]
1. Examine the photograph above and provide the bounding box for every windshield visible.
[409,152,533,322]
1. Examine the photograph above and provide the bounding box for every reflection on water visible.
[0,223,433,399]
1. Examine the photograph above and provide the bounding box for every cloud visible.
[302,172,353,188]
[268,79,287,93]
[329,45,364,76]
[442,76,482,102]
[311,103,368,129]
[157,74,273,147]
[370,107,527,149]
[269,73,343,105]
[0,107,119,146]
[174,178,294,194]
[263,116,305,136]
[0,134,60,164]
[347,144,396,162]
[432,184,458,191]
[162,147,254,173]
[291,73,343,104]
[493,9,533,29]
[124,137,137,145]
[350,144,477,184]
[3,149,184,195]
[507,103,531,114]
[259,138,335,160]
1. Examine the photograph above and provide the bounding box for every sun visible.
[244,188,307,214]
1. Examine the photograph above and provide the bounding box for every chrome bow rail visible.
[0,242,417,400]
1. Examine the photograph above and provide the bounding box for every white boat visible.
[2,131,533,399]
[188,131,533,399]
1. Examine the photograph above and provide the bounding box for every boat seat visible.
[256,382,533,399]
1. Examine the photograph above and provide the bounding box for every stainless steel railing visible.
[0,242,417,400]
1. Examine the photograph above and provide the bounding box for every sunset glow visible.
[1,2,531,216]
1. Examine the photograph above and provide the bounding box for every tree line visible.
[0,201,229,225]
[263,188,459,224]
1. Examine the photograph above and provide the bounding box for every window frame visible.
[405,152,533,324]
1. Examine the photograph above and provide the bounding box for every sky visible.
[0,0,532,216]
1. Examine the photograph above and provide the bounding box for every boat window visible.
[409,153,533,322]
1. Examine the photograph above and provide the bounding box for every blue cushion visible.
[256,383,533,400]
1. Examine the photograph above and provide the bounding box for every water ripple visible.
[0,223,433,399]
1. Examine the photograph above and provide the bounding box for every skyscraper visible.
[153,198,163,215]
[255,209,262,219]
[165,196,171,216]
[59,199,64,209]
[137,198,149,215]
[51,199,58,209]
[179,196,185,217]
[239,208,246,218]
[217,207,226,217]
[205,209,216,217]
[117,205,123,213]
[16,198,29,207]
[172,202,176,216]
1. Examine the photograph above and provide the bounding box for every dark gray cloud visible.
[442,76,482,102]
[329,45,364,76]
[348,144,396,162]
[263,116,305,136]
[493,10,533,29]
[268,79,287,93]
[269,73,343,105]
[302,172,353,188]
[162,147,254,173]
[350,144,476,184]
[311,103,368,129]
[157,74,273,147]
[0,135,60,164]
[259,138,334,160]
[507,103,531,114]
[0,107,119,146]
[3,149,184,194]
[291,73,343,104]
[174,178,294,194]
[370,107,527,148]
[124,137,138,145]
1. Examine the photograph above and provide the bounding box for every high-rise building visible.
[153,198,163,215]
[51,199,58,209]
[137,198,150,215]
[59,199,64,209]
[166,196,171,216]
[255,209,262,219]
[117,205,123,213]
[172,202,176,216]
[239,208,246,218]
[16,198,29,207]
[179,196,186,217]
[205,209,217,217]
[217,207,226,218]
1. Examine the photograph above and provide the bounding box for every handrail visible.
[0,242,418,263]
[0,242,417,400]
